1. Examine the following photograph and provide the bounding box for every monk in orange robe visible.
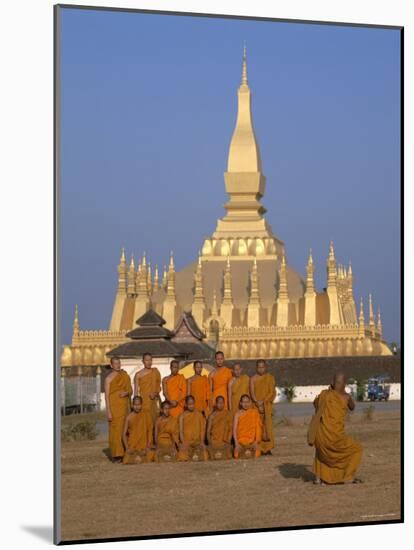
[228,363,250,414]
[134,352,161,423]
[105,356,132,462]
[187,360,210,416]
[178,395,208,461]
[122,396,155,464]
[209,351,233,410]
[250,359,276,455]
[162,360,186,417]
[206,396,233,459]
[233,394,262,459]
[155,401,179,462]
[310,373,363,484]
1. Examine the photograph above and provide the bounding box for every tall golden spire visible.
[153,265,160,293]
[166,251,176,298]
[137,253,149,298]
[305,249,315,294]
[241,42,248,85]
[358,297,365,337]
[193,253,205,303]
[162,265,167,289]
[278,253,289,300]
[249,257,260,304]
[222,255,233,305]
[377,307,382,335]
[369,294,375,335]
[147,263,152,296]
[127,255,136,295]
[117,247,127,294]
[327,241,337,286]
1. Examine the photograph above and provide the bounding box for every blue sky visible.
[59,8,401,345]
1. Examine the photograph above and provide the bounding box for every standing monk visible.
[187,360,210,416]
[178,395,208,461]
[309,373,363,485]
[122,396,154,464]
[206,396,233,459]
[105,356,132,463]
[134,352,161,423]
[250,359,276,455]
[233,394,262,459]
[228,363,250,414]
[162,360,186,417]
[209,351,233,410]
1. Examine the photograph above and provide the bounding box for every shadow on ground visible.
[278,463,314,482]
[21,525,53,543]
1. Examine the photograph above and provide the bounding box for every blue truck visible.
[367,376,390,401]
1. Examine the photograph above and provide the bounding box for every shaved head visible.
[333,372,346,392]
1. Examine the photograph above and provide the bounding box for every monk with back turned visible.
[187,360,210,416]
[134,352,161,423]
[105,356,132,463]
[162,360,186,417]
[250,359,276,455]
[309,372,363,484]
[228,362,250,414]
[209,351,233,410]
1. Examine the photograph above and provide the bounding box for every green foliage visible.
[355,379,367,402]
[282,382,296,403]
[61,420,99,442]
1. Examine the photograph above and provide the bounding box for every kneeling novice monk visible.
[162,360,186,418]
[233,394,262,459]
[310,372,363,484]
[206,396,233,459]
[105,356,133,463]
[155,401,179,462]
[178,395,208,461]
[122,396,155,464]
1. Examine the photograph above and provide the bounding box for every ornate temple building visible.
[60,47,391,370]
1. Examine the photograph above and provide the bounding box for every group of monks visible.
[104,351,363,484]
[104,351,276,465]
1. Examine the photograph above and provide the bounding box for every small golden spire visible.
[129,254,135,270]
[308,248,313,265]
[73,304,80,333]
[120,247,126,262]
[359,297,365,323]
[153,264,160,292]
[169,250,175,269]
[142,252,147,267]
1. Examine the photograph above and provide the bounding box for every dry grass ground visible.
[60,407,401,542]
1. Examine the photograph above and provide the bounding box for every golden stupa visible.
[61,47,390,369]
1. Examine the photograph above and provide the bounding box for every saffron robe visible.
[210,366,233,409]
[188,375,210,415]
[108,370,132,458]
[207,409,233,459]
[313,388,363,484]
[178,410,207,461]
[234,407,262,458]
[122,410,154,464]
[164,374,186,417]
[229,374,250,412]
[252,373,276,453]
[155,415,179,462]
[137,368,161,423]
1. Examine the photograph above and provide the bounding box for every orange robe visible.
[252,373,276,453]
[208,409,233,447]
[156,416,179,449]
[108,370,132,458]
[234,407,262,458]
[178,410,207,461]
[210,366,233,409]
[313,388,363,484]
[229,374,250,413]
[137,368,161,423]
[122,410,154,464]
[188,375,210,415]
[164,374,186,417]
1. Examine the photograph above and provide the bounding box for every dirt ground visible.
[60,406,401,542]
